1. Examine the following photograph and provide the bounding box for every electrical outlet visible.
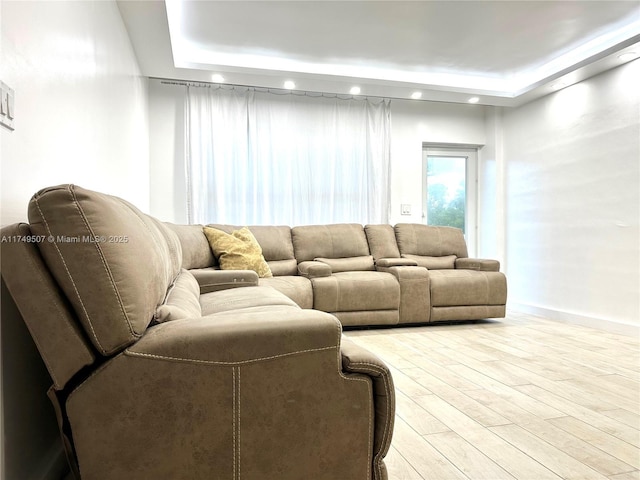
[401,204,412,215]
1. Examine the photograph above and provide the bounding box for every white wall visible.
[0,1,149,479]
[0,0,149,226]
[502,60,640,329]
[478,107,505,264]
[148,80,188,223]
[147,80,488,228]
[388,99,486,226]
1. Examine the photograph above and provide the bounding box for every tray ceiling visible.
[118,0,640,106]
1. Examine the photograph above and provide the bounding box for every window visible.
[423,147,478,252]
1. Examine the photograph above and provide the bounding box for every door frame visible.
[422,145,479,257]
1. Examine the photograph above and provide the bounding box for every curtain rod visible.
[153,77,391,102]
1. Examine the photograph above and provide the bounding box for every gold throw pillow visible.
[203,226,273,278]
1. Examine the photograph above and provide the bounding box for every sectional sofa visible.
[169,222,507,327]
[1,185,395,480]
[0,183,506,480]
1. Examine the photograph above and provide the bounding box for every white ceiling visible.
[118,0,640,107]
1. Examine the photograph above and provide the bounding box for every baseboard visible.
[36,441,69,480]
[509,303,640,337]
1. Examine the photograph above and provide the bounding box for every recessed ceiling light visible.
[411,91,422,100]
[618,52,637,61]
[284,80,296,90]
[211,74,225,83]
[350,86,361,95]
[468,97,480,104]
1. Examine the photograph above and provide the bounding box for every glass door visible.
[425,155,467,231]
[423,147,477,254]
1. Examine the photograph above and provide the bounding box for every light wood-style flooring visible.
[344,311,640,480]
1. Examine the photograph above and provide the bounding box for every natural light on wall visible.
[547,83,590,128]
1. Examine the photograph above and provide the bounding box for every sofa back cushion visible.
[207,225,297,276]
[394,224,468,260]
[292,224,371,263]
[364,224,401,260]
[165,223,215,270]
[28,184,182,355]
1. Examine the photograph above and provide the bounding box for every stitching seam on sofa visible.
[331,319,372,480]
[332,320,373,479]
[233,366,240,480]
[484,272,490,304]
[337,369,372,480]
[71,187,139,339]
[34,197,106,353]
[125,345,336,366]
[347,361,394,480]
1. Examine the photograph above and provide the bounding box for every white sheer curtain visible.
[185,86,390,225]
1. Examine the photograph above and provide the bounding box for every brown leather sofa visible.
[0,185,395,480]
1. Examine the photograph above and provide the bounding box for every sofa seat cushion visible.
[155,269,202,323]
[429,270,507,307]
[311,271,400,313]
[203,226,272,278]
[200,286,299,315]
[259,276,313,309]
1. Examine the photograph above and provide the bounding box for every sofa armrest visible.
[455,258,501,272]
[341,337,395,480]
[67,309,380,479]
[128,307,341,363]
[190,267,259,294]
[374,265,430,324]
[298,260,332,278]
[375,257,418,268]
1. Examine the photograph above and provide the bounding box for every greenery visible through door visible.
[426,155,466,233]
